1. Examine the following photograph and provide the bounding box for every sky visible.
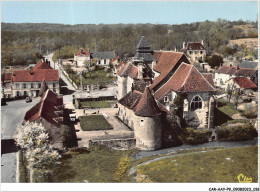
[1,1,258,25]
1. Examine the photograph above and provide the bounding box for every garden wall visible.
[89,138,136,150]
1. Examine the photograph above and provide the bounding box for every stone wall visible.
[89,138,136,150]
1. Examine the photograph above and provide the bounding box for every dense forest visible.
[1,19,258,66]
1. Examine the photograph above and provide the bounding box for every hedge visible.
[216,123,258,141]
[180,128,212,145]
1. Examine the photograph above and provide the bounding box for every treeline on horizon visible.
[1,18,258,66]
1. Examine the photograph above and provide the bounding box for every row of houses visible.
[1,60,60,98]
[73,49,117,67]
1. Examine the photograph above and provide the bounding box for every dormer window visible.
[200,46,203,49]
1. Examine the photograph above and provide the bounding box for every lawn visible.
[80,100,114,108]
[50,146,137,182]
[79,115,112,131]
[136,146,258,183]
[82,69,115,87]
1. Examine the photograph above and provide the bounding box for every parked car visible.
[25,97,32,103]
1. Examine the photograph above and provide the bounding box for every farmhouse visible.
[11,60,60,97]
[91,51,116,67]
[214,65,257,88]
[74,49,90,67]
[24,89,64,149]
[225,77,257,93]
[180,41,206,63]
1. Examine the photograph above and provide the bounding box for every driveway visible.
[1,98,39,183]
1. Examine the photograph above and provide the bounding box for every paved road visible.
[1,99,39,183]
[133,138,258,160]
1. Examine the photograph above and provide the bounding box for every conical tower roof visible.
[38,79,48,97]
[134,87,161,117]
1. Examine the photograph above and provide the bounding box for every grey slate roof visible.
[134,52,154,62]
[136,36,151,49]
[239,61,258,70]
[91,51,116,59]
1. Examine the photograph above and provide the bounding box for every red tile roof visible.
[134,87,161,117]
[1,73,12,82]
[233,77,257,89]
[153,52,184,73]
[152,51,163,62]
[185,42,205,50]
[115,61,125,69]
[33,60,52,70]
[76,49,90,56]
[117,62,138,79]
[154,63,215,100]
[118,90,142,110]
[216,66,256,77]
[24,89,63,127]
[202,73,214,87]
[150,52,189,89]
[110,56,120,63]
[12,69,59,82]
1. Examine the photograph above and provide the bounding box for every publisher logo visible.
[237,173,252,183]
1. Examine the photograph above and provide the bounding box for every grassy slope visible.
[50,146,137,182]
[136,146,258,183]
[79,115,112,131]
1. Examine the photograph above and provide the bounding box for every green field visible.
[80,100,114,108]
[136,146,258,182]
[50,146,137,182]
[79,115,112,131]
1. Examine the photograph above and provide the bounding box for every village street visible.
[1,99,39,183]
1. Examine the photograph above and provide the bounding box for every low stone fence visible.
[61,69,78,89]
[89,138,136,150]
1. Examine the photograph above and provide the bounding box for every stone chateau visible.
[116,36,216,150]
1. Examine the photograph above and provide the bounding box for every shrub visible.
[216,99,228,108]
[242,108,258,119]
[180,128,211,145]
[216,123,258,141]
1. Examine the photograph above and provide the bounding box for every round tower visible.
[134,87,162,151]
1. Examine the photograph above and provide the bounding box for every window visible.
[191,95,203,110]
[53,83,56,88]
[195,51,198,54]
[104,59,106,64]
[38,83,41,88]
[15,83,19,89]
[31,83,34,88]
[140,119,144,126]
[53,88,56,92]
[189,51,192,55]
[22,83,27,89]
[200,51,203,54]
[24,91,27,96]
[164,96,169,102]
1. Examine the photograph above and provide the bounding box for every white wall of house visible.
[214,73,233,88]
[126,77,134,94]
[186,50,206,63]
[186,92,210,128]
[117,76,127,100]
[75,55,90,67]
[96,59,110,66]
[12,81,59,97]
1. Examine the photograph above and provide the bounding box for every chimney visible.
[137,63,143,80]
[183,42,185,49]
[174,47,177,52]
[201,40,204,46]
[30,70,34,75]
